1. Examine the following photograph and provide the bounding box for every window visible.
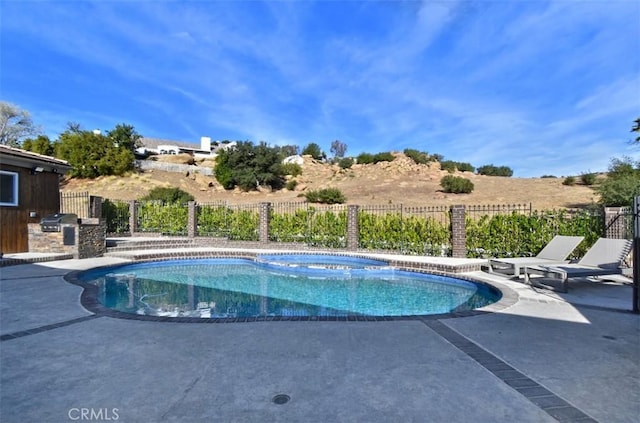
[0,170,19,206]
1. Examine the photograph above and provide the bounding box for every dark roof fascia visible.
[0,145,71,174]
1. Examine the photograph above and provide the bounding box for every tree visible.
[0,102,40,146]
[632,117,640,143]
[56,124,137,178]
[278,144,300,157]
[106,123,142,153]
[330,139,347,159]
[214,141,286,191]
[595,157,640,207]
[22,135,55,156]
[301,142,325,160]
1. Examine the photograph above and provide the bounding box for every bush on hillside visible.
[440,160,475,173]
[562,176,576,186]
[281,162,302,177]
[372,152,395,163]
[596,156,640,207]
[356,152,395,165]
[338,157,354,169]
[580,172,596,186]
[285,179,298,191]
[477,164,513,177]
[140,187,194,204]
[304,188,346,204]
[301,143,325,160]
[356,152,374,164]
[403,148,433,165]
[440,175,474,194]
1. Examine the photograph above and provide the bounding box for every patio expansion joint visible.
[0,314,102,342]
[421,319,599,423]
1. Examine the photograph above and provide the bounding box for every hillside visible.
[60,153,600,209]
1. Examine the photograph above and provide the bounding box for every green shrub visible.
[356,152,374,164]
[403,148,431,164]
[304,188,346,204]
[440,175,474,193]
[285,179,298,190]
[440,160,457,173]
[541,175,557,178]
[596,175,640,206]
[338,157,354,169]
[563,176,576,186]
[595,157,640,207]
[356,152,395,165]
[301,143,325,160]
[140,187,194,203]
[440,160,475,173]
[477,164,513,177]
[580,172,596,186]
[281,162,302,177]
[372,152,395,163]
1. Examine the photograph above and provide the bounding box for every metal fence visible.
[197,202,261,241]
[605,207,633,240]
[60,191,90,218]
[269,202,348,248]
[357,204,450,255]
[465,203,533,220]
[102,199,130,235]
[99,199,619,259]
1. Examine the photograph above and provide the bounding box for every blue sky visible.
[1,0,639,177]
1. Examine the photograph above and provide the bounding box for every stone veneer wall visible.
[78,218,106,259]
[28,223,77,256]
[28,219,106,259]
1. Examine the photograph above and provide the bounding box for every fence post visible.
[604,207,627,238]
[450,205,466,258]
[89,196,103,218]
[347,205,360,250]
[633,197,639,313]
[129,200,138,236]
[259,202,271,244]
[188,201,197,238]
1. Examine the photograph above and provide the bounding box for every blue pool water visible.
[79,256,500,319]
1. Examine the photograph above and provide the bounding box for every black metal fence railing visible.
[102,199,130,235]
[465,203,532,220]
[60,191,91,218]
[99,199,623,259]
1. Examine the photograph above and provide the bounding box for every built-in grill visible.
[40,213,78,232]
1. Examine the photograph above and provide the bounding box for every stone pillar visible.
[450,205,466,258]
[259,202,271,244]
[129,200,138,236]
[347,205,360,250]
[188,201,197,238]
[604,206,631,239]
[89,196,103,218]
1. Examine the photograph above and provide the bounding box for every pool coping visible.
[64,250,519,323]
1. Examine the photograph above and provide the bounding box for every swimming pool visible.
[77,255,501,320]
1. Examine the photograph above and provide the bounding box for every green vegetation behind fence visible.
[102,201,605,258]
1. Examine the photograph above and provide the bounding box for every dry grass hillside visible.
[61,153,600,210]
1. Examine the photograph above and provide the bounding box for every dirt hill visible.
[60,153,600,209]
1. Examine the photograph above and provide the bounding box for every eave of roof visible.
[0,145,71,173]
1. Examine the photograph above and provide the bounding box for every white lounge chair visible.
[487,235,584,277]
[523,238,633,292]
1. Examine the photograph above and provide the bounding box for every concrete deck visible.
[0,254,638,423]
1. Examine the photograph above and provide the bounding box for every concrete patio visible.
[0,254,638,423]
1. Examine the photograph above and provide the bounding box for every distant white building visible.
[283,155,304,165]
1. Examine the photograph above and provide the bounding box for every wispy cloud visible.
[1,0,638,176]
